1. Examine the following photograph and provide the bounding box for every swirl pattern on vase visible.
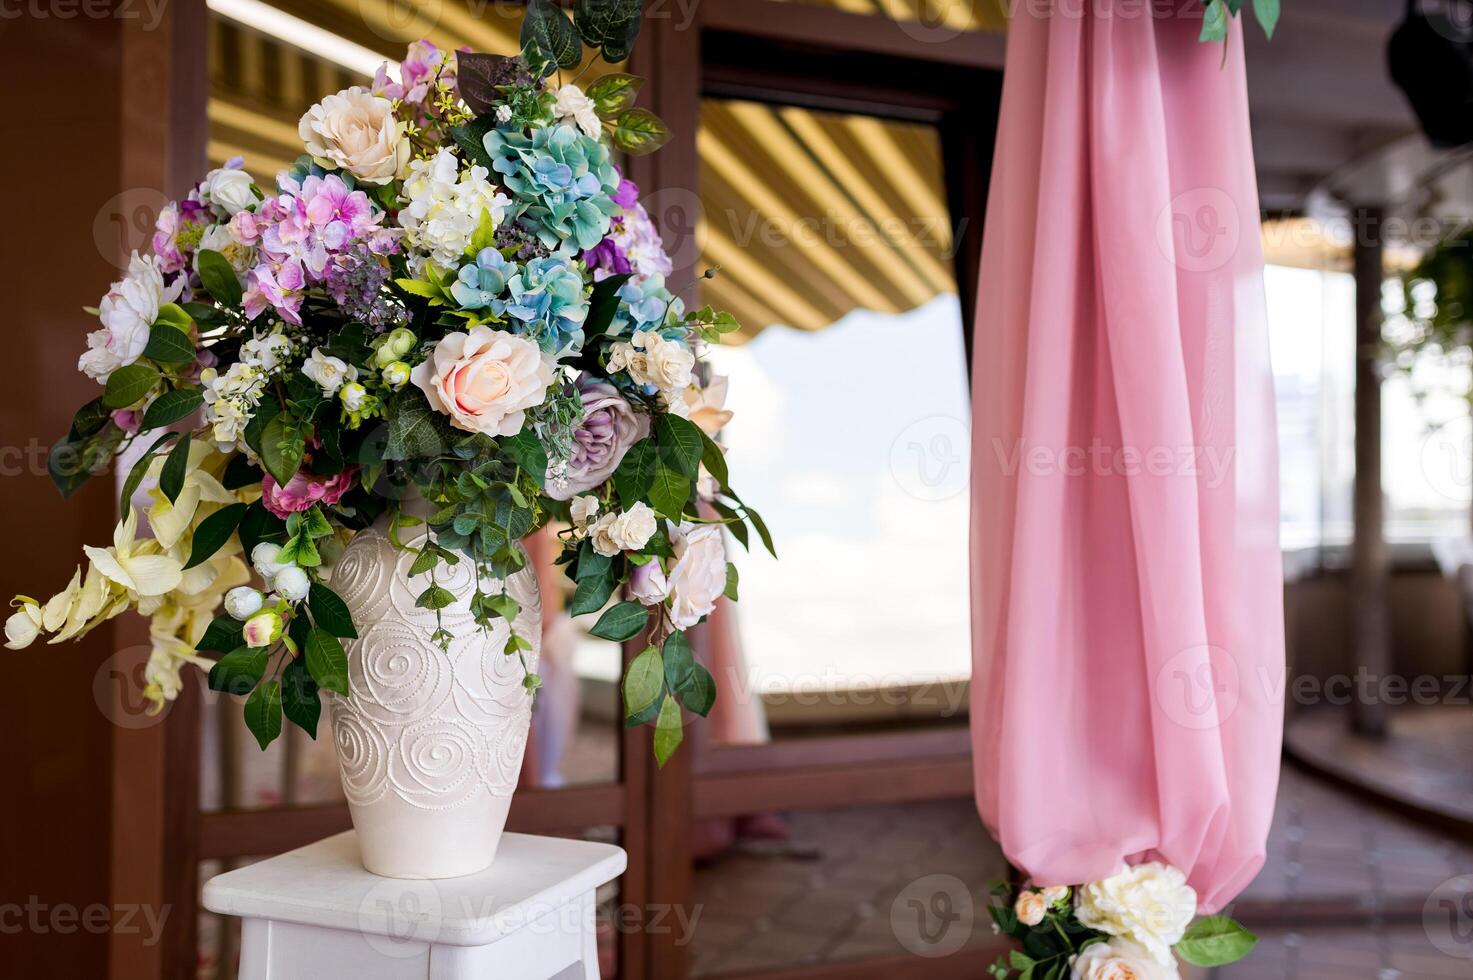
[327,523,541,812]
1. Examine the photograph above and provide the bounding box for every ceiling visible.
[204,0,1430,333]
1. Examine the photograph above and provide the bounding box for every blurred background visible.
[6,1,1473,978]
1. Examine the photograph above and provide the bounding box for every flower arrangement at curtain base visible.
[989,864,1256,980]
[6,0,772,789]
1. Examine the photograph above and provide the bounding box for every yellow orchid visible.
[140,550,250,713]
[83,509,184,599]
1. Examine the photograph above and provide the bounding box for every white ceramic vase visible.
[325,508,541,879]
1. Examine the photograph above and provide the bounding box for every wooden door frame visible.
[629,3,1005,978]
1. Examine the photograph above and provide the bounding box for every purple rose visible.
[548,377,649,500]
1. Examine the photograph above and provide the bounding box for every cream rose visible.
[628,559,670,606]
[411,327,554,437]
[667,523,726,628]
[298,87,409,185]
[1076,864,1196,966]
[1071,939,1181,980]
[203,166,257,215]
[570,495,600,532]
[638,330,695,395]
[588,512,622,558]
[1015,891,1047,927]
[611,502,658,551]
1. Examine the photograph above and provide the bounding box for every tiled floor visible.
[689,767,1473,978]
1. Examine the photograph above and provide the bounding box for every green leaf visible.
[408,545,441,577]
[281,657,321,738]
[1199,0,1228,42]
[586,273,632,336]
[196,614,245,654]
[140,387,204,430]
[585,72,643,118]
[304,628,350,695]
[67,398,111,440]
[611,107,671,156]
[243,679,284,750]
[302,505,334,539]
[723,562,739,601]
[278,531,321,568]
[501,429,548,486]
[416,584,457,611]
[648,463,690,519]
[655,414,703,479]
[102,363,160,409]
[576,543,612,582]
[308,582,358,639]
[699,431,728,489]
[184,502,247,570]
[118,430,179,517]
[238,500,287,557]
[143,323,195,364]
[159,431,192,504]
[384,397,447,461]
[613,439,656,506]
[622,645,663,718]
[573,0,639,46]
[394,277,446,300]
[1252,0,1278,38]
[454,53,519,116]
[521,0,582,71]
[589,601,649,642]
[653,693,683,766]
[207,646,268,695]
[663,630,695,692]
[569,570,616,616]
[448,114,496,170]
[1175,917,1257,967]
[599,8,641,61]
[682,662,716,716]
[260,414,305,486]
[196,249,243,306]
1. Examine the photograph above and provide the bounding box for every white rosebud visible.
[569,495,600,530]
[381,361,411,389]
[610,502,657,551]
[272,566,311,602]
[250,542,291,582]
[223,586,264,621]
[340,381,368,412]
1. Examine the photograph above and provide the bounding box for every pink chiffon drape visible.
[969,3,1285,912]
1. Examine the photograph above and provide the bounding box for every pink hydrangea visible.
[260,468,359,519]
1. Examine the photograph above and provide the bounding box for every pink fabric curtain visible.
[969,3,1285,912]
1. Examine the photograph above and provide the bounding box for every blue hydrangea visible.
[500,256,590,354]
[610,273,684,336]
[450,247,518,310]
[483,125,621,255]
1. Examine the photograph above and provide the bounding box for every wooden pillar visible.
[1350,206,1391,738]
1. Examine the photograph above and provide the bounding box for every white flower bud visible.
[250,542,291,583]
[340,381,368,412]
[272,566,311,602]
[381,361,411,389]
[223,586,264,621]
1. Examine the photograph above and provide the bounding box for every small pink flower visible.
[260,468,358,519]
[111,409,142,434]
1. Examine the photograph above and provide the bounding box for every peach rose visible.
[1015,891,1047,927]
[411,327,554,437]
[298,87,409,185]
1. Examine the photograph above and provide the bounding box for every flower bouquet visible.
[6,1,770,769]
[989,864,1256,979]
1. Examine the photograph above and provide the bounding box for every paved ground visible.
[689,768,1473,978]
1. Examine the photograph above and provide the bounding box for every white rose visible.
[1015,891,1047,927]
[589,512,621,558]
[224,586,264,621]
[610,502,657,551]
[4,602,43,649]
[203,166,257,215]
[299,87,409,185]
[272,566,310,602]
[1071,939,1181,980]
[1076,864,1197,966]
[569,495,600,530]
[1043,885,1071,905]
[302,347,357,396]
[633,330,695,395]
[79,252,180,383]
[666,523,726,628]
[553,84,602,139]
[411,327,553,437]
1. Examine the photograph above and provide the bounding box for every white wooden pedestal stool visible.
[203,831,626,980]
